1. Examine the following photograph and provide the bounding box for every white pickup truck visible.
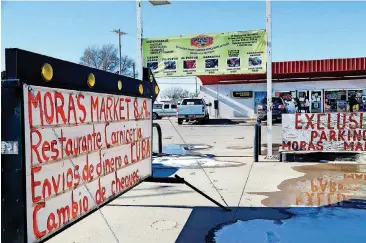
[177,98,210,125]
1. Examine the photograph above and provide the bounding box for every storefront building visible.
[198,57,366,119]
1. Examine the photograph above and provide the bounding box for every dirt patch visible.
[249,164,366,207]
[261,143,282,155]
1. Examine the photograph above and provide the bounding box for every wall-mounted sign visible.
[231,91,253,98]
[143,30,266,77]
[24,85,152,242]
[282,113,366,152]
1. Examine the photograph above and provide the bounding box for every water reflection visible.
[250,164,366,207]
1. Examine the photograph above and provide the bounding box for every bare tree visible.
[162,87,193,102]
[80,44,136,77]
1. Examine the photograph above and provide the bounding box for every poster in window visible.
[254,92,266,113]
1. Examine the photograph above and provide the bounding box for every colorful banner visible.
[142,30,266,77]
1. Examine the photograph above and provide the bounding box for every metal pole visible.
[118,29,122,75]
[195,77,198,96]
[266,0,273,157]
[136,0,143,80]
[216,84,219,118]
[133,63,136,78]
[152,123,162,154]
[254,123,259,162]
[258,120,262,155]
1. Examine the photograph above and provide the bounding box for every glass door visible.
[297,90,310,113]
[310,90,322,113]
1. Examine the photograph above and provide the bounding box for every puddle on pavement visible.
[162,144,192,155]
[250,164,366,207]
[162,144,212,155]
[153,143,244,177]
[209,207,366,243]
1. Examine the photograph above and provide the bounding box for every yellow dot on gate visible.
[41,63,53,81]
[138,84,144,95]
[87,73,95,88]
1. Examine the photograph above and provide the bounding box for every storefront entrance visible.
[310,90,322,113]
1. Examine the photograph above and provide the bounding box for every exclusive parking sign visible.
[1,48,159,243]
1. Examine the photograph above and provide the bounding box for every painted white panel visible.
[282,113,366,152]
[199,79,366,119]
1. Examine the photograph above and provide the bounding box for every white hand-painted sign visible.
[23,85,152,242]
[282,113,366,152]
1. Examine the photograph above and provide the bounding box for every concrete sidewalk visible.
[47,120,366,243]
[48,156,366,243]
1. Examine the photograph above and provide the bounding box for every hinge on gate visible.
[1,71,7,80]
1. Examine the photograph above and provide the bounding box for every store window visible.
[324,90,347,112]
[348,90,366,112]
[275,91,296,113]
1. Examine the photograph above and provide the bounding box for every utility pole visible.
[136,0,170,80]
[111,29,127,75]
[136,0,143,80]
[266,0,273,158]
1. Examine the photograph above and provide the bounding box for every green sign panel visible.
[142,30,266,78]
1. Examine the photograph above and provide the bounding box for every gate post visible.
[254,123,259,162]
[1,80,27,243]
[152,123,162,154]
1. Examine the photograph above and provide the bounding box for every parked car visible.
[257,97,287,122]
[152,103,178,120]
[177,98,210,125]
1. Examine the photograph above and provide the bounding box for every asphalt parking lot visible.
[47,118,366,243]
[152,118,283,156]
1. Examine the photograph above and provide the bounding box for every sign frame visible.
[231,91,253,99]
[142,30,267,77]
[1,48,159,243]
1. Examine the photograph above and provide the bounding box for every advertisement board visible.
[282,113,366,152]
[231,91,253,98]
[142,30,266,77]
[23,85,152,242]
